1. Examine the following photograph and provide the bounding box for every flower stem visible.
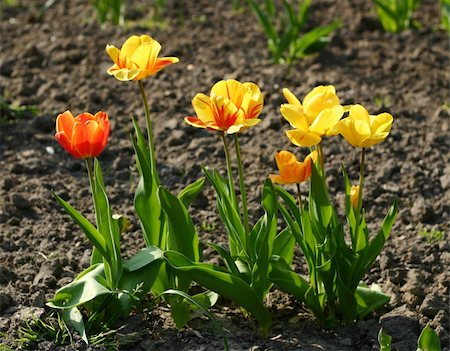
[357,148,365,214]
[138,80,157,176]
[233,134,249,235]
[296,183,303,211]
[221,133,238,210]
[318,142,325,177]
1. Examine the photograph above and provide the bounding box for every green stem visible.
[138,80,158,176]
[233,134,249,235]
[318,142,325,177]
[357,148,365,214]
[221,133,238,210]
[296,183,303,212]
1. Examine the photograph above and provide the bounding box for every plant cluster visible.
[43,32,439,349]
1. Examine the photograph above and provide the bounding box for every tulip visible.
[269,150,318,184]
[281,85,344,147]
[185,79,263,134]
[350,185,360,209]
[55,111,110,159]
[335,104,393,148]
[106,35,179,81]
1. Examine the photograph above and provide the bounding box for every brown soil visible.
[0,0,449,350]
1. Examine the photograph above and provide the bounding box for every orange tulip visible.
[185,79,263,134]
[269,150,318,184]
[55,111,110,159]
[106,35,179,81]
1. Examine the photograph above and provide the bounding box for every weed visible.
[419,228,445,242]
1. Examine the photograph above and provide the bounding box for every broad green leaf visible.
[378,328,392,351]
[309,164,333,229]
[164,250,271,333]
[355,283,390,320]
[206,242,241,276]
[178,177,206,209]
[53,192,108,261]
[158,186,200,263]
[296,20,341,58]
[122,245,164,272]
[190,290,219,311]
[92,159,122,287]
[170,299,191,329]
[61,307,87,344]
[47,264,111,309]
[272,228,295,265]
[417,324,441,351]
[247,0,277,41]
[131,118,165,248]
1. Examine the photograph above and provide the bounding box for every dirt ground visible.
[0,0,449,350]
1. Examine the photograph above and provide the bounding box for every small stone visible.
[420,294,446,318]
[411,197,435,223]
[0,293,11,313]
[11,193,32,210]
[33,260,62,287]
[168,130,185,146]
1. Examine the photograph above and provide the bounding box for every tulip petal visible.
[349,104,370,125]
[55,131,82,159]
[309,105,344,135]
[275,151,298,170]
[370,112,393,134]
[242,82,264,119]
[283,88,301,106]
[108,67,142,81]
[280,104,308,130]
[56,110,75,135]
[192,93,216,124]
[286,129,322,147]
[131,41,159,71]
[153,57,179,73]
[106,45,120,65]
[120,35,142,57]
[184,116,207,129]
[211,79,246,108]
[72,122,90,158]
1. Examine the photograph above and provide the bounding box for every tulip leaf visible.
[417,324,441,351]
[272,228,295,265]
[62,307,88,344]
[164,250,272,333]
[178,177,206,209]
[206,242,241,276]
[53,192,109,262]
[131,118,166,248]
[158,186,200,263]
[92,158,122,287]
[378,328,392,351]
[47,264,111,309]
[355,283,389,320]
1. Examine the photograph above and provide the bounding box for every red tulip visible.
[55,110,110,159]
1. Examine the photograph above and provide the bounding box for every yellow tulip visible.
[106,35,179,81]
[281,85,344,147]
[269,150,318,184]
[185,79,263,134]
[350,185,360,209]
[335,104,393,148]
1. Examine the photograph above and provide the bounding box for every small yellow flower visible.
[335,104,393,148]
[106,35,179,81]
[350,185,360,209]
[185,79,263,134]
[281,85,344,147]
[269,150,318,184]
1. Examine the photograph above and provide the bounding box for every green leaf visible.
[309,164,333,229]
[164,250,271,333]
[378,328,392,351]
[47,264,111,309]
[206,242,241,276]
[92,159,122,286]
[295,19,341,58]
[417,324,441,351]
[158,186,200,263]
[355,283,389,320]
[272,228,295,265]
[53,192,108,262]
[203,168,246,257]
[122,245,164,272]
[190,290,219,311]
[170,300,191,329]
[178,177,205,209]
[61,307,87,344]
[247,0,277,41]
[131,118,165,248]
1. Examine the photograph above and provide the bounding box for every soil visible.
[0,0,449,350]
